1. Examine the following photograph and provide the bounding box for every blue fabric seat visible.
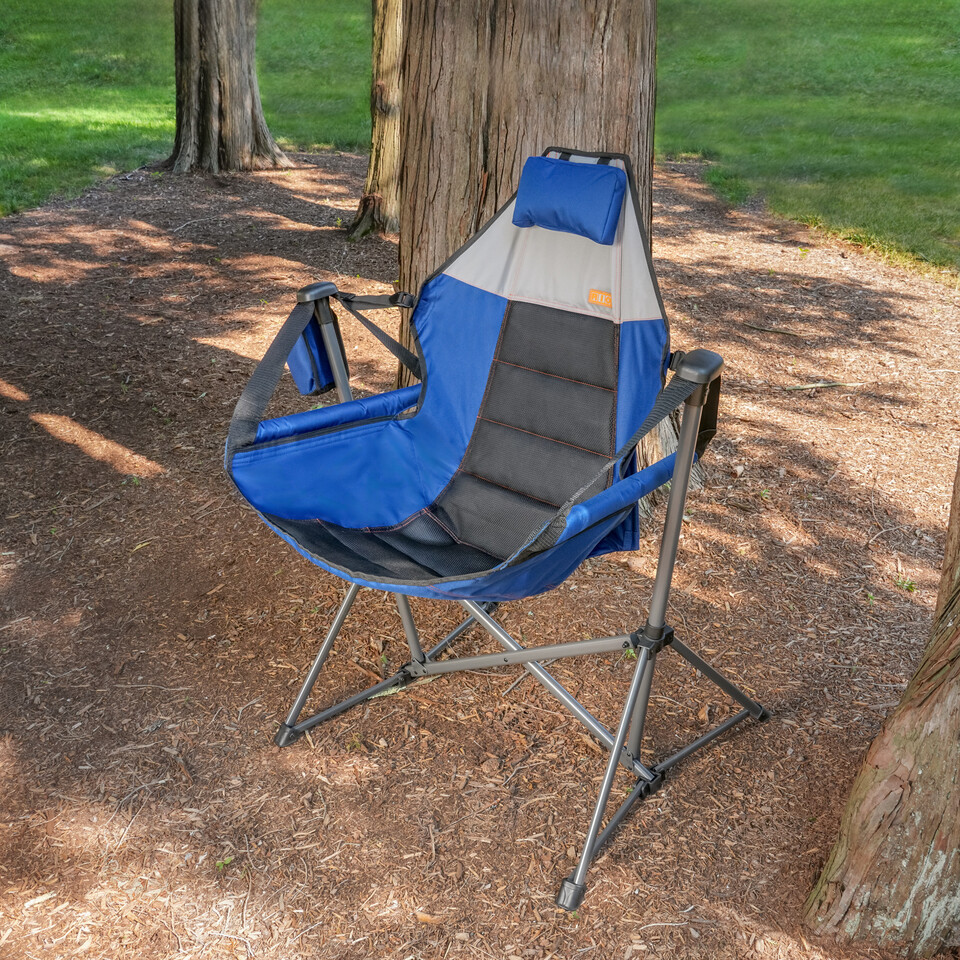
[227,152,685,601]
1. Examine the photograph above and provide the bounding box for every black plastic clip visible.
[628,624,675,656]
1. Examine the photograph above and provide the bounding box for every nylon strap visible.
[524,374,705,554]
[334,292,421,380]
[226,300,317,459]
[226,291,418,460]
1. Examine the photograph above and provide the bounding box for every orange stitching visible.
[494,359,614,392]
[459,470,561,508]
[478,417,609,458]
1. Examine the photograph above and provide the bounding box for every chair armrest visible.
[254,385,421,444]
[554,453,677,545]
[670,348,723,385]
[297,281,339,302]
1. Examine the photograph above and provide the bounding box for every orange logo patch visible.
[588,289,613,309]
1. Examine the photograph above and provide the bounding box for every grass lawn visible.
[0,0,370,216]
[657,0,960,269]
[0,0,957,271]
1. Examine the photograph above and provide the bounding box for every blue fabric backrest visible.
[511,157,627,245]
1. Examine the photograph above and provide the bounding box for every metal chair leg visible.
[557,647,652,911]
[275,583,361,746]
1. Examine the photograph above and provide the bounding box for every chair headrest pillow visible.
[512,156,627,246]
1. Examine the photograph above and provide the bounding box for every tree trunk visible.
[803,449,960,956]
[398,1,657,300]
[347,0,402,240]
[168,0,289,174]
[395,0,684,481]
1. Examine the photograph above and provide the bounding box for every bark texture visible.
[803,448,960,956]
[169,0,289,174]
[397,0,658,403]
[398,0,657,298]
[348,0,402,240]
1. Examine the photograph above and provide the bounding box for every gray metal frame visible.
[271,386,769,909]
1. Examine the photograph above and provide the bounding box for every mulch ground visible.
[0,153,958,960]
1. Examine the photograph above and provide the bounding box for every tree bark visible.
[396,2,659,394]
[398,1,657,300]
[168,0,289,174]
[347,0,402,240]
[803,447,960,956]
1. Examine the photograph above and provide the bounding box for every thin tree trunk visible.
[803,449,960,956]
[347,0,402,240]
[168,0,289,174]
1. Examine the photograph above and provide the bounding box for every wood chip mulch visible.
[0,152,957,959]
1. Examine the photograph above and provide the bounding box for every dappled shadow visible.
[0,155,958,958]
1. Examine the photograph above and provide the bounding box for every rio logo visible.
[588,289,613,309]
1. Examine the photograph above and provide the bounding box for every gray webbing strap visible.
[226,292,419,461]
[226,301,317,459]
[524,374,704,554]
[334,292,421,380]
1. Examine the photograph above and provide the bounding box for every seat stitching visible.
[459,470,561,508]
[494,358,615,392]
[478,417,609,458]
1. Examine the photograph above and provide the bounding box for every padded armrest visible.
[554,453,678,546]
[254,385,421,444]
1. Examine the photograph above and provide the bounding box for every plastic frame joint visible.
[628,624,675,656]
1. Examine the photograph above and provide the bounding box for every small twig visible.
[209,931,254,957]
[742,322,805,338]
[865,523,909,546]
[784,381,865,391]
[438,799,500,835]
[107,778,170,823]
[171,215,224,233]
[114,800,146,848]
[237,697,261,721]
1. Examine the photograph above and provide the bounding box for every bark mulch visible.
[0,153,958,960]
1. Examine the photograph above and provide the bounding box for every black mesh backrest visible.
[431,300,619,559]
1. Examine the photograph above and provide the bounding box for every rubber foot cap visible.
[556,877,586,912]
[274,724,303,748]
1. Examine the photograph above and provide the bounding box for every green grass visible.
[258,0,370,152]
[657,0,960,269]
[0,0,174,214]
[1,0,957,272]
[0,0,370,215]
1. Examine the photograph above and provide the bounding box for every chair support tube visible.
[626,650,657,759]
[407,633,631,676]
[280,582,361,733]
[645,392,705,633]
[558,648,651,911]
[461,601,654,781]
[396,594,425,663]
[315,297,353,403]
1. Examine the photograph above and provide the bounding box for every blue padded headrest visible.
[512,156,627,246]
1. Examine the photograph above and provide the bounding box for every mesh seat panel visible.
[268,512,500,582]
[429,300,618,558]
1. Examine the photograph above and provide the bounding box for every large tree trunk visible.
[347,0,402,240]
[395,0,681,477]
[803,450,960,957]
[398,1,657,299]
[168,0,289,174]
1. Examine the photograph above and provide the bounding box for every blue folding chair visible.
[226,148,769,908]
